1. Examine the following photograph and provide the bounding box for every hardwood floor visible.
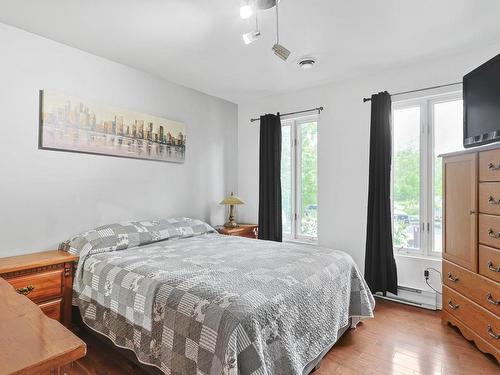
[70,299,499,374]
[316,299,499,375]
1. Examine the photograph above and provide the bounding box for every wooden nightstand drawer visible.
[39,298,62,321]
[8,269,63,303]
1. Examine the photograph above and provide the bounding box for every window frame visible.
[392,91,462,257]
[281,115,318,243]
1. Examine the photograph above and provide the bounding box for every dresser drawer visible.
[480,149,500,182]
[443,285,500,350]
[479,182,500,215]
[444,260,500,315]
[39,298,62,321]
[479,214,500,249]
[479,245,500,283]
[7,269,63,303]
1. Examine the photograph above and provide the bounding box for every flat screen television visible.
[463,53,500,148]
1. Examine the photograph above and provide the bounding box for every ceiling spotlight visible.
[272,0,290,61]
[273,44,291,61]
[243,30,261,45]
[240,4,253,19]
[243,11,261,45]
[298,58,316,69]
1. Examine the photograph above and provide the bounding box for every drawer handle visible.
[487,325,500,339]
[488,228,500,238]
[448,300,459,310]
[488,196,500,205]
[487,260,500,272]
[488,162,500,171]
[16,285,35,296]
[486,292,500,305]
[447,272,459,282]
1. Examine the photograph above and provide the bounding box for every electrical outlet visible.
[424,270,430,279]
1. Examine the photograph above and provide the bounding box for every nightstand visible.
[216,224,258,239]
[0,250,79,328]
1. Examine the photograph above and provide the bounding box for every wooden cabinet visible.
[442,147,500,362]
[216,224,259,238]
[443,153,478,271]
[0,250,78,328]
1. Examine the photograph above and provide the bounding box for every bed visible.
[64,218,375,375]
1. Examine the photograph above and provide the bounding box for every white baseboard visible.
[375,285,438,310]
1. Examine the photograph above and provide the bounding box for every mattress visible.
[69,220,375,375]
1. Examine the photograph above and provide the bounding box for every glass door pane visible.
[393,107,421,252]
[298,121,318,238]
[281,124,293,237]
[433,99,463,253]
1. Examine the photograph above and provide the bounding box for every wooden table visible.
[0,277,86,374]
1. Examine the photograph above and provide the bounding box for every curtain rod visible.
[250,106,324,123]
[362,82,462,102]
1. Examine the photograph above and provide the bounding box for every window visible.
[281,116,318,241]
[392,93,463,256]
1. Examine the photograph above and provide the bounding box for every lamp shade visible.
[220,192,244,205]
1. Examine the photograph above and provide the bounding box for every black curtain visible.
[364,92,398,295]
[258,113,282,242]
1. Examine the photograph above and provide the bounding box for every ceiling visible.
[1,0,500,103]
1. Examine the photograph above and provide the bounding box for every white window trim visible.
[392,91,462,257]
[282,115,318,243]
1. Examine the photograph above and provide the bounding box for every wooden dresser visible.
[0,250,78,328]
[0,277,85,374]
[442,146,500,362]
[216,224,259,238]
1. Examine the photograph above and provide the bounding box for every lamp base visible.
[224,204,240,228]
[224,220,240,229]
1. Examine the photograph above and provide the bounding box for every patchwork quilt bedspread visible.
[68,219,375,375]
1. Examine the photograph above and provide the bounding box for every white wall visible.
[0,23,238,256]
[237,42,500,293]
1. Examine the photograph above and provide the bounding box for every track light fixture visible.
[243,31,261,45]
[240,0,290,61]
[272,0,290,61]
[242,9,261,45]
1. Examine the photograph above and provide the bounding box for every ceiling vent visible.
[298,57,316,69]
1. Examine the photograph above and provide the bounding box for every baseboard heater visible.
[374,285,438,310]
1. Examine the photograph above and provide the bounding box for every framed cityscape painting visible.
[39,90,186,163]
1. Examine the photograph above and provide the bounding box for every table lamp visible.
[220,192,244,228]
